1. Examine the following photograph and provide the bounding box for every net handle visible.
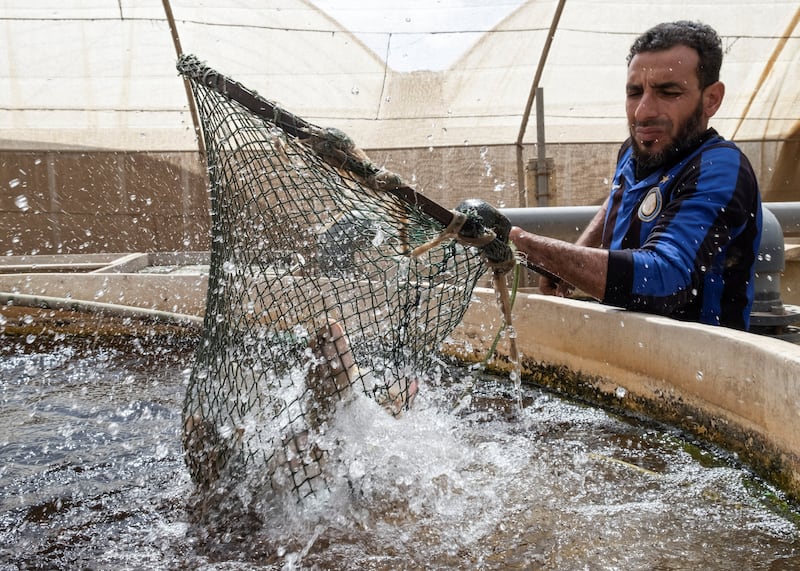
[176,54,562,284]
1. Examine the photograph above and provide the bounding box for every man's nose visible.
[634,90,659,122]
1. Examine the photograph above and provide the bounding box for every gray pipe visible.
[760,202,800,237]
[501,206,598,242]
[501,204,792,249]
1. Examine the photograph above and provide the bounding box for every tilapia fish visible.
[280,319,418,494]
[306,319,419,419]
[184,319,418,497]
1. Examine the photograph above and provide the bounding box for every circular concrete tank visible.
[446,288,800,502]
[2,258,800,502]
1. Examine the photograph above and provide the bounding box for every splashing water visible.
[0,337,798,570]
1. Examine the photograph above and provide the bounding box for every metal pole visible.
[535,87,548,206]
[515,0,567,208]
[162,0,206,160]
[730,7,799,141]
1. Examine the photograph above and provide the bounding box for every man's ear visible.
[703,81,725,118]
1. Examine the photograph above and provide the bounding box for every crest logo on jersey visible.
[638,186,662,222]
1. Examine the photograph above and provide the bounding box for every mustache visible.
[631,119,671,129]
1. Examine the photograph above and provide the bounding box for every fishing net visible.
[177,55,517,502]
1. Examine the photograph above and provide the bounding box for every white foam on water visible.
[236,381,800,569]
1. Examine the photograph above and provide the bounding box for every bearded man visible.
[510,20,762,330]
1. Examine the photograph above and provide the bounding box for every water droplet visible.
[696,370,704,381]
[155,443,169,460]
[14,195,29,211]
[8,178,20,188]
[615,386,627,398]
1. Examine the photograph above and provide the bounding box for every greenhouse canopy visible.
[1,0,798,151]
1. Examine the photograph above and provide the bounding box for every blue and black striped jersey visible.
[601,128,762,330]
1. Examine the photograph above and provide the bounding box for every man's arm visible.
[510,227,609,300]
[574,197,609,248]
[529,197,609,296]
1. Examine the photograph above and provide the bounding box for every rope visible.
[409,210,489,258]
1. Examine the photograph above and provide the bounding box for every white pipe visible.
[0,291,203,328]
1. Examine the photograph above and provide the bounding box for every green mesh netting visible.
[177,55,511,502]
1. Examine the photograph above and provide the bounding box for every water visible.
[1,334,799,570]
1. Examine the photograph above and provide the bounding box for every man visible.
[510,21,762,330]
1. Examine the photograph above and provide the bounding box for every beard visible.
[631,99,706,177]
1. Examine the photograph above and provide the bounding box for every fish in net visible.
[176,55,523,503]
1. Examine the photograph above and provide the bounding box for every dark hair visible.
[627,21,723,88]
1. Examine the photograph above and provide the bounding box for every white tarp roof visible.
[1,0,798,151]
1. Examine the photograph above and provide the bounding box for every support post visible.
[535,87,548,207]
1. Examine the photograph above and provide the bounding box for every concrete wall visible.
[0,151,209,256]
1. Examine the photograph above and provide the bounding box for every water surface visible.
[1,334,798,570]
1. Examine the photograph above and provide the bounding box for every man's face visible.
[625,45,710,170]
